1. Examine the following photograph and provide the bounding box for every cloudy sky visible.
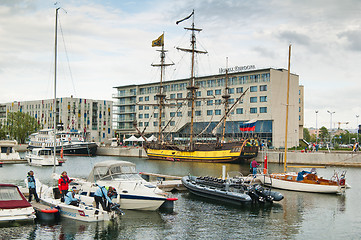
[1,0,360,130]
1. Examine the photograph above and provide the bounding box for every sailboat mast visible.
[189,15,196,149]
[158,43,165,142]
[53,7,60,173]
[284,44,292,173]
[221,57,230,143]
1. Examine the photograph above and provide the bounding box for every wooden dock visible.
[139,172,186,192]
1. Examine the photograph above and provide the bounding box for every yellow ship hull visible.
[146,148,255,163]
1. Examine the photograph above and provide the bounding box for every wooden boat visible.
[140,11,258,163]
[0,184,36,224]
[258,45,347,194]
[182,175,283,205]
[259,171,346,194]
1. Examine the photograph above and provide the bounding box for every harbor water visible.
[0,155,360,239]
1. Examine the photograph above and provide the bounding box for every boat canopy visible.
[0,184,31,209]
[87,160,137,182]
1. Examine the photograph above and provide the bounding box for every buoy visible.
[0,162,3,167]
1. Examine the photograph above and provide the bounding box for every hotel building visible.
[113,68,304,148]
[0,97,113,142]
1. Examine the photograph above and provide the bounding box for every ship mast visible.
[151,34,174,142]
[284,44,292,173]
[53,7,60,173]
[221,58,230,143]
[176,10,207,150]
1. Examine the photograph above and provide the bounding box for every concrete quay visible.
[256,151,361,167]
[96,146,147,158]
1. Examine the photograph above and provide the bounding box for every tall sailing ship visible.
[140,11,258,163]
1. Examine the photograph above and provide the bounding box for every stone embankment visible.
[256,150,361,167]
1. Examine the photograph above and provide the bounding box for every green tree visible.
[3,112,40,143]
[0,123,6,139]
[319,126,329,142]
[303,128,311,142]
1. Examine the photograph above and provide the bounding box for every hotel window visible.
[144,114,149,118]
[260,85,267,91]
[177,112,182,117]
[215,99,222,105]
[196,101,201,107]
[215,89,221,95]
[250,97,257,103]
[170,112,176,117]
[250,108,257,113]
[260,96,267,102]
[299,115,301,120]
[260,107,267,113]
[228,88,234,94]
[153,121,158,127]
[215,109,221,115]
[228,99,235,104]
[250,86,258,92]
[145,96,149,101]
[299,98,301,103]
[144,122,149,127]
[207,90,213,96]
[154,96,158,100]
[170,94,175,99]
[138,114,143,119]
[195,111,201,116]
[138,106,143,110]
[236,87,243,93]
[139,97,143,102]
[140,88,146,94]
[177,93,183,99]
[196,91,201,97]
[170,121,175,126]
[236,108,243,114]
[207,100,213,106]
[299,90,301,95]
[154,113,158,118]
[207,110,213,116]
[154,106,158,109]
[144,106,149,110]
[139,122,143,127]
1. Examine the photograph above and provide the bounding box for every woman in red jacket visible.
[58,171,73,202]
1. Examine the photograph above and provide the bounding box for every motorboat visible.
[182,175,283,206]
[258,170,347,194]
[25,147,64,166]
[0,184,36,224]
[0,140,21,162]
[28,129,97,156]
[75,160,176,211]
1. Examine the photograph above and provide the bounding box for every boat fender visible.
[41,209,59,213]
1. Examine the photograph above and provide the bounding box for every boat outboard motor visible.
[110,203,125,215]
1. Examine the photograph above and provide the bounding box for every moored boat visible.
[25,147,64,167]
[0,184,36,224]
[0,140,22,162]
[74,160,177,211]
[182,175,283,206]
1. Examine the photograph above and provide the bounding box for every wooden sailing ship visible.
[259,45,346,194]
[139,11,258,163]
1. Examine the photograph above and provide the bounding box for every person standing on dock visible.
[27,171,40,203]
[250,159,260,176]
[94,185,113,211]
[58,171,73,202]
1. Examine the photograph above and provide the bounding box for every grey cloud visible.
[278,30,311,46]
[338,30,361,52]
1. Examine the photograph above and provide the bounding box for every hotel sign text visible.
[219,65,256,74]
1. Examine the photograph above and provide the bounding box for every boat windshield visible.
[93,165,141,181]
[0,187,23,201]
[39,150,51,156]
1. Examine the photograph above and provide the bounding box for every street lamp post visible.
[315,110,318,143]
[327,110,335,147]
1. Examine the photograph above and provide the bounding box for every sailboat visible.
[258,45,346,194]
[142,11,258,163]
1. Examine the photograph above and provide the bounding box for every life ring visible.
[339,178,346,186]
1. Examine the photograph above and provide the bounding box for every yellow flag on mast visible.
[152,34,164,47]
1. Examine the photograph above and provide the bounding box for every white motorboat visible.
[0,184,36,224]
[0,140,21,162]
[75,160,175,211]
[25,148,64,166]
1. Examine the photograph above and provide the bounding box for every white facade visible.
[113,68,304,148]
[1,97,113,143]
